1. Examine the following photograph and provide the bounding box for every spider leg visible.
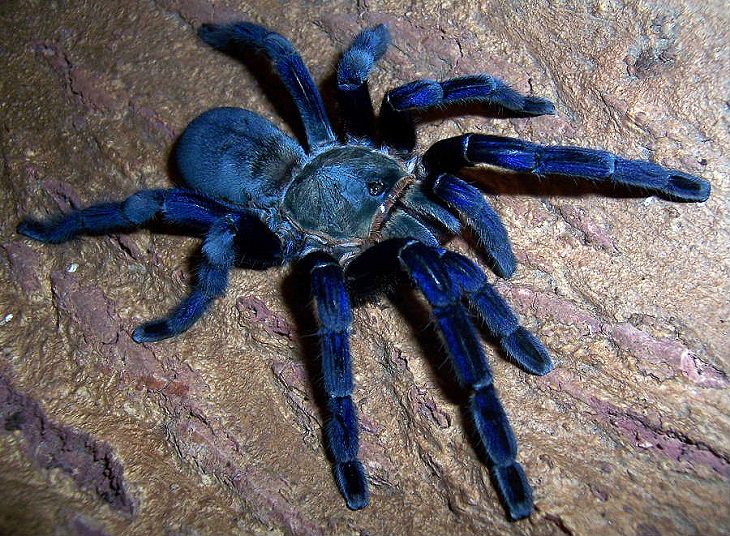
[337,24,390,143]
[346,239,550,375]
[441,250,552,376]
[17,190,282,342]
[309,252,369,510]
[16,189,230,244]
[381,75,554,154]
[132,214,239,343]
[424,134,711,202]
[198,22,336,151]
[397,241,533,520]
[427,173,517,278]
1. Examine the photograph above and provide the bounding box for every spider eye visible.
[367,180,386,196]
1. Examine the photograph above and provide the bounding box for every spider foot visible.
[132,291,212,343]
[521,95,555,116]
[17,218,70,244]
[196,22,262,51]
[492,463,533,521]
[502,327,553,376]
[658,170,711,202]
[338,24,390,90]
[132,320,173,343]
[431,174,517,278]
[334,460,370,510]
[613,159,711,202]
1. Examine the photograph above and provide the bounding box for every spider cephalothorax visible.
[17,21,710,520]
[283,146,411,242]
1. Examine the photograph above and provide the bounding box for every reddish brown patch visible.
[40,179,83,213]
[555,203,619,252]
[32,41,129,112]
[0,375,136,515]
[540,369,730,479]
[167,412,328,536]
[1,241,42,295]
[408,386,451,429]
[497,283,727,389]
[236,295,295,339]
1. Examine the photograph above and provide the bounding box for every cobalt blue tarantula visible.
[17,22,710,520]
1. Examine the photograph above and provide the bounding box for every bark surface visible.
[1,1,728,535]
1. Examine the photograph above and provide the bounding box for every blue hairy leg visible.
[309,253,369,510]
[381,75,555,153]
[424,134,711,202]
[16,189,236,243]
[397,241,533,520]
[18,187,282,342]
[198,22,336,150]
[133,214,240,342]
[428,173,517,278]
[337,24,390,143]
[442,251,552,376]
[346,239,551,376]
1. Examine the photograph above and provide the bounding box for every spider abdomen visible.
[176,107,305,209]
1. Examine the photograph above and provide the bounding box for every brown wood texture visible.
[1,1,728,535]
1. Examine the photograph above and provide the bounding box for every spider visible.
[16,21,710,520]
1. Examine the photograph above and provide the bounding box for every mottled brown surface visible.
[1,1,728,535]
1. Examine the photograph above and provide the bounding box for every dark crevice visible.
[0,374,137,516]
